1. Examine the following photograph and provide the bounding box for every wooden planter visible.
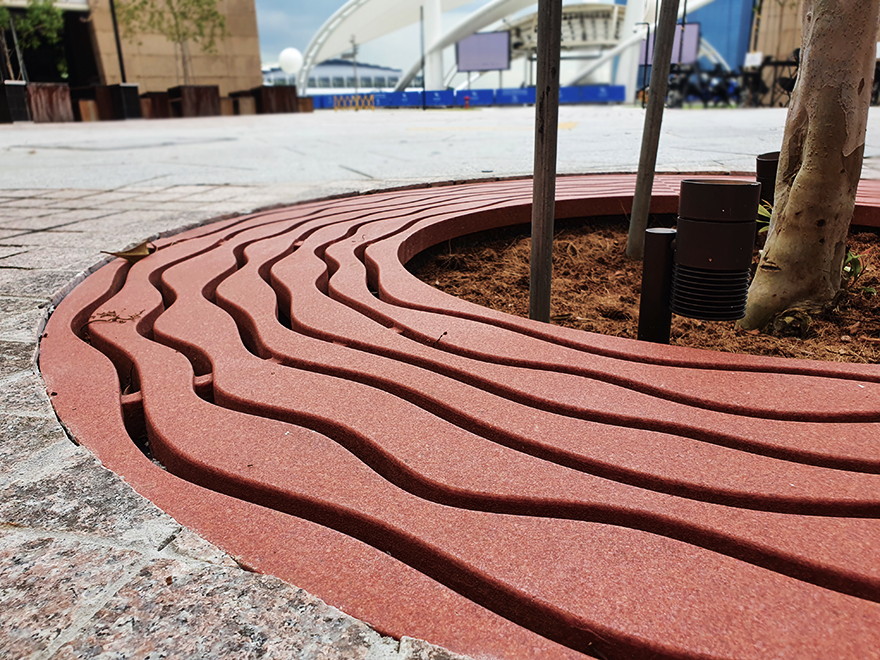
[255,85,298,113]
[140,92,172,119]
[26,83,74,123]
[168,85,221,117]
[233,85,298,114]
[106,83,142,119]
[0,81,30,122]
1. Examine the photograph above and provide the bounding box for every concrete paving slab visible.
[0,297,47,342]
[0,340,34,378]
[0,247,108,272]
[0,530,148,658]
[0,269,83,299]
[0,246,28,261]
[37,190,104,200]
[0,371,53,414]
[0,444,180,545]
[0,212,92,232]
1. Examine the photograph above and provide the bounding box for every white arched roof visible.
[299,0,720,92]
[297,0,479,90]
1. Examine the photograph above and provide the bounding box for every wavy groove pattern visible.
[41,174,880,660]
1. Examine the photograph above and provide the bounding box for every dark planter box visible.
[141,92,172,119]
[108,83,142,119]
[70,86,111,121]
[168,85,220,117]
[71,85,140,121]
[233,85,298,114]
[1,81,30,122]
[26,83,74,123]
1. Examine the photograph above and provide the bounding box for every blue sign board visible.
[454,89,495,106]
[391,91,424,107]
[495,87,536,105]
[581,85,625,103]
[424,90,455,106]
[371,92,394,107]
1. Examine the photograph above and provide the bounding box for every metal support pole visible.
[637,227,676,343]
[529,0,562,323]
[626,0,681,261]
[9,15,27,84]
[420,6,426,111]
[108,0,127,83]
[351,36,358,110]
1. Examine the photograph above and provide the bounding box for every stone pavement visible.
[2,106,880,659]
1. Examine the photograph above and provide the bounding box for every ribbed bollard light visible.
[670,179,761,322]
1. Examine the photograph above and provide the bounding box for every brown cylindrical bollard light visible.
[670,179,761,321]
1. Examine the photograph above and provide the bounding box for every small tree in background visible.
[0,0,65,81]
[740,0,880,329]
[117,0,227,85]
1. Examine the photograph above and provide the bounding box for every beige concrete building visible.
[1,0,261,96]
[751,0,805,62]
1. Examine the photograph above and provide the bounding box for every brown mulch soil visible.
[409,214,880,364]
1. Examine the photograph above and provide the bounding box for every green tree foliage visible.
[117,0,227,85]
[16,0,64,52]
[0,0,66,80]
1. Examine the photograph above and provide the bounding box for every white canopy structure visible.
[297,0,477,91]
[298,0,719,98]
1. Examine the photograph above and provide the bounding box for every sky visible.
[255,0,495,70]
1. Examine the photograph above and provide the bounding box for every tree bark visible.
[740,0,880,330]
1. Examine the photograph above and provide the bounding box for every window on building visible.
[318,78,331,88]
[332,77,345,87]
[359,76,372,87]
[389,77,399,86]
[373,76,386,88]
[346,77,356,87]
[308,78,316,87]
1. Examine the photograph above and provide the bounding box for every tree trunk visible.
[740,0,880,330]
[0,31,15,80]
[181,38,193,85]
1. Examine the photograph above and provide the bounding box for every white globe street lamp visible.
[279,48,304,75]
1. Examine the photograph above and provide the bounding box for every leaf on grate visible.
[103,240,157,263]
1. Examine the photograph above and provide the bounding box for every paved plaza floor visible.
[3,105,880,659]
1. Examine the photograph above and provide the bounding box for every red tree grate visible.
[41,174,880,660]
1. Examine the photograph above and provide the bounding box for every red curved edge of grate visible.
[40,173,880,660]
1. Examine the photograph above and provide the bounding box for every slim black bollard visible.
[756,151,780,207]
[637,227,677,343]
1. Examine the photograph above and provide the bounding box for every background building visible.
[0,0,261,96]
[263,59,406,94]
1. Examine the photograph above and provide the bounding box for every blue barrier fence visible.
[311,85,624,110]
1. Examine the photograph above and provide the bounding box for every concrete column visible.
[615,0,648,103]
[424,0,444,90]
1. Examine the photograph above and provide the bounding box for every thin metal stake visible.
[9,15,27,84]
[420,5,426,111]
[529,0,562,322]
[108,0,127,83]
[626,0,681,261]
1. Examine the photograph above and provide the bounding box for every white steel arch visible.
[299,0,720,97]
[393,0,537,91]
[297,0,477,90]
